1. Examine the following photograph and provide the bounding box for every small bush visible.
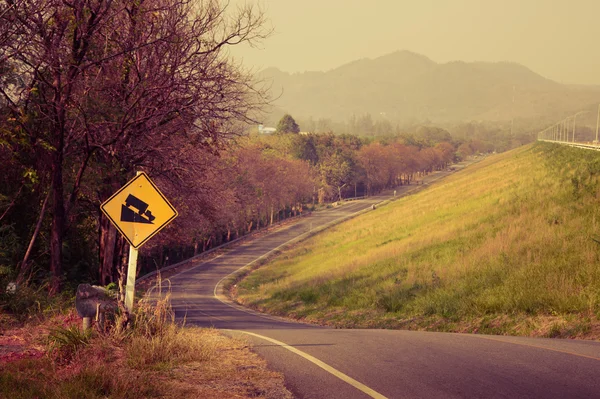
[298,288,319,304]
[129,289,176,338]
[376,284,421,313]
[0,283,75,323]
[47,325,91,362]
[0,284,49,319]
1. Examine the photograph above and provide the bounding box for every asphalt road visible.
[165,169,600,399]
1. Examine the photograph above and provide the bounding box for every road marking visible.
[224,329,388,399]
[470,335,600,361]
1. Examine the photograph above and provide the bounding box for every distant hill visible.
[257,51,600,126]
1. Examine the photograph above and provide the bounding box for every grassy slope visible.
[237,143,600,338]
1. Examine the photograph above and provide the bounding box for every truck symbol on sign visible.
[121,194,155,224]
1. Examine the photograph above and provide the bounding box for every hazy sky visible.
[230,0,600,85]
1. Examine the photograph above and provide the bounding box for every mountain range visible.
[257,51,600,127]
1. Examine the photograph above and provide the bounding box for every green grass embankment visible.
[236,143,600,338]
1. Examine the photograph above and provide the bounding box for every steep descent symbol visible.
[101,172,177,248]
[121,194,155,224]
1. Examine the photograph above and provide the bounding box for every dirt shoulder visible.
[0,310,293,398]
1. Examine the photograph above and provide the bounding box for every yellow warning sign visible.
[100,172,178,249]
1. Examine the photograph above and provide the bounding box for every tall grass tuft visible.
[126,290,215,370]
[47,325,92,362]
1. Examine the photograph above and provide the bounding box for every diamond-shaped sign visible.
[101,172,177,248]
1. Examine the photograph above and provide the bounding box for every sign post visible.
[125,239,139,313]
[101,172,177,313]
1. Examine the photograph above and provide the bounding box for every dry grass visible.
[236,143,600,338]
[1,292,292,398]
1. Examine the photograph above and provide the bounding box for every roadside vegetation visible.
[236,142,600,338]
[0,291,292,399]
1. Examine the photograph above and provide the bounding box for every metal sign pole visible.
[125,244,138,313]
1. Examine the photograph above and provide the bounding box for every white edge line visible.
[223,329,388,399]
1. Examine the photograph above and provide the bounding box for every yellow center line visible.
[224,329,388,399]
[469,335,600,361]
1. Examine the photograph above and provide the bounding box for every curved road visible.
[165,170,600,398]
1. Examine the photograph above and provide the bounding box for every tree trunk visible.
[0,184,24,223]
[49,151,65,295]
[158,246,164,267]
[17,190,50,285]
[115,234,127,282]
[99,218,118,285]
[203,236,212,252]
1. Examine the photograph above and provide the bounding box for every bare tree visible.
[0,0,270,293]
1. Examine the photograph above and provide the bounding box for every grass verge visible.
[235,143,600,338]
[1,291,292,398]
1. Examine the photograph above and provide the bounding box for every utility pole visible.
[596,104,600,144]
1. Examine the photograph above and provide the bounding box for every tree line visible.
[291,113,535,153]
[143,125,470,274]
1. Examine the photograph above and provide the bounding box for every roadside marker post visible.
[101,172,177,312]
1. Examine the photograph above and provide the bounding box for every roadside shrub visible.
[47,325,92,362]
[376,284,422,313]
[126,294,214,370]
[0,284,50,320]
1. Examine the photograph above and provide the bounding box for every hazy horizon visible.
[231,0,600,86]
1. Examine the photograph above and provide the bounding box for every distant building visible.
[258,124,276,134]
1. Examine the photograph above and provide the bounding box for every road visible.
[165,169,600,399]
